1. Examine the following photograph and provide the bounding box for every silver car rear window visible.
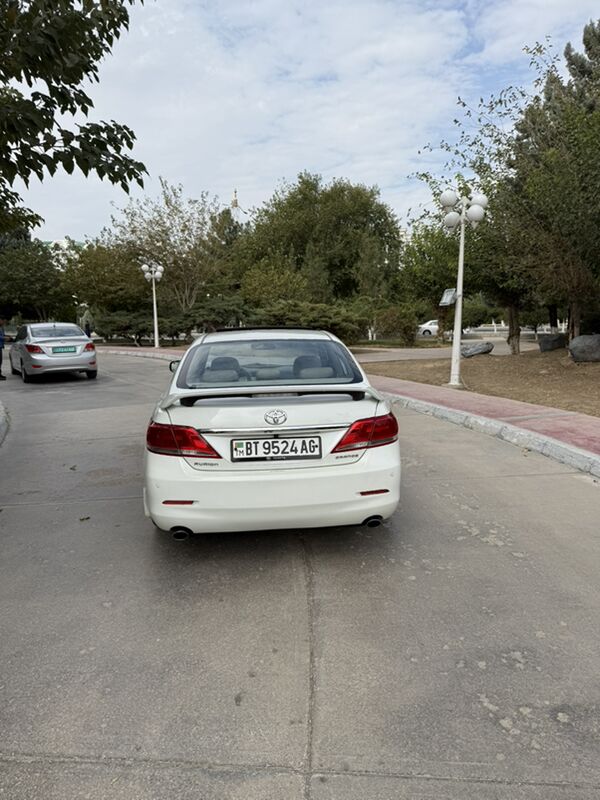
[177,338,362,388]
[31,325,85,338]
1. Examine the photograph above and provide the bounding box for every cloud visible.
[468,0,599,66]
[19,0,600,240]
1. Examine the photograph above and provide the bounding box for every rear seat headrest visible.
[293,355,321,376]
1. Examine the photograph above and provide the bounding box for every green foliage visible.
[240,258,308,306]
[400,224,459,313]
[373,305,418,345]
[414,20,600,346]
[520,307,551,330]
[461,296,497,329]
[191,294,247,332]
[247,300,369,343]
[63,239,148,312]
[0,238,72,319]
[110,179,236,313]
[236,172,402,301]
[61,182,246,339]
[93,309,152,344]
[0,0,146,233]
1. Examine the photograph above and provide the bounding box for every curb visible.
[104,349,174,361]
[101,348,600,479]
[0,401,8,447]
[381,392,600,480]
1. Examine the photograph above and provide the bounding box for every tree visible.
[247,299,368,343]
[373,305,418,344]
[564,20,600,111]
[110,179,231,314]
[415,24,600,346]
[62,239,148,313]
[469,179,540,354]
[93,309,152,345]
[0,238,72,319]
[400,224,459,342]
[240,258,309,307]
[462,294,499,330]
[236,172,402,301]
[507,52,600,338]
[0,0,146,233]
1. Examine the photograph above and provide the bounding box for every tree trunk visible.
[506,305,521,355]
[437,307,448,343]
[548,304,558,334]
[568,301,581,340]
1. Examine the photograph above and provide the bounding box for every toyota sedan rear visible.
[143,329,401,535]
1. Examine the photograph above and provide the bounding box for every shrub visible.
[374,305,418,344]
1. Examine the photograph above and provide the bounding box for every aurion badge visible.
[264,409,287,425]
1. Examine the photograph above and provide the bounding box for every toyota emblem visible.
[264,409,287,425]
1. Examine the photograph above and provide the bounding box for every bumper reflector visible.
[360,489,390,496]
[162,500,194,505]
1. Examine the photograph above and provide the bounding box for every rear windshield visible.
[31,325,85,339]
[177,338,363,389]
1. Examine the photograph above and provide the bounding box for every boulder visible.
[461,341,494,358]
[538,333,567,352]
[569,334,600,362]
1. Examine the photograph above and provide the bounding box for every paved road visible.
[1,355,600,799]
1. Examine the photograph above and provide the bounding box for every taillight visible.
[146,422,221,458]
[25,344,44,354]
[332,413,398,452]
[84,342,95,352]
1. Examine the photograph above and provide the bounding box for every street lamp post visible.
[439,189,488,388]
[141,262,164,348]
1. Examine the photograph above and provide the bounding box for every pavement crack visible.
[0,495,142,508]
[0,750,300,776]
[2,751,600,791]
[298,532,317,800]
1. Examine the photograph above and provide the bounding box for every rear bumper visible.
[144,444,401,533]
[25,355,97,373]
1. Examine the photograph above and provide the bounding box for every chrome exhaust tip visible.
[170,526,192,540]
[362,515,383,529]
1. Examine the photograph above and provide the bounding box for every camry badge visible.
[264,409,287,425]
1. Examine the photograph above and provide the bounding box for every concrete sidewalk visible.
[101,346,600,477]
[370,374,600,477]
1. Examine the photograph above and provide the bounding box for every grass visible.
[367,348,600,418]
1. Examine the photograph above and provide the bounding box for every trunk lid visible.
[163,389,382,471]
[33,337,90,356]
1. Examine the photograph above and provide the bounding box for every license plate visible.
[52,346,76,353]
[231,436,322,461]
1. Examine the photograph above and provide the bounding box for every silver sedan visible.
[9,323,98,382]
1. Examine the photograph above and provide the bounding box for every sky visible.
[20,0,600,241]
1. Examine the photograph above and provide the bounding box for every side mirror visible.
[169,360,181,373]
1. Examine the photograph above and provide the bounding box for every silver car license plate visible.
[231,436,322,461]
[52,346,76,353]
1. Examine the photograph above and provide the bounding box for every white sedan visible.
[417,319,439,336]
[143,328,401,537]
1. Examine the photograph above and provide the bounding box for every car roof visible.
[196,328,336,345]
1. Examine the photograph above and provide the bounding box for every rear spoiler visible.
[159,383,379,409]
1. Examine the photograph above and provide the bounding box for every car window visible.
[30,325,85,339]
[16,326,27,341]
[177,338,363,388]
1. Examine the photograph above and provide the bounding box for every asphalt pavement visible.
[1,355,600,799]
